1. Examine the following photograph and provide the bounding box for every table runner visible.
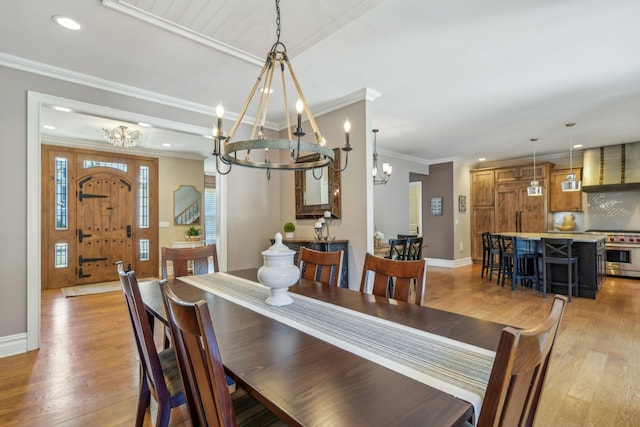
[179,273,496,424]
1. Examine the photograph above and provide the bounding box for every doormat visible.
[61,278,156,297]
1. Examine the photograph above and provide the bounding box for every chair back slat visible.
[161,245,219,279]
[478,295,567,427]
[359,253,427,305]
[298,247,343,287]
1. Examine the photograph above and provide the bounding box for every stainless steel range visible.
[587,230,640,278]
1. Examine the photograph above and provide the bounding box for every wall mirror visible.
[174,185,201,225]
[295,148,341,219]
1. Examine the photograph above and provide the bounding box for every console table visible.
[269,238,349,288]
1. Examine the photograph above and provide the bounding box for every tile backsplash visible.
[585,191,640,231]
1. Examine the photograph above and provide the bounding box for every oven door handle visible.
[606,243,638,249]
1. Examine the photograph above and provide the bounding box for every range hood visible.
[582,142,640,192]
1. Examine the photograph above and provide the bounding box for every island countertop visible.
[498,232,607,243]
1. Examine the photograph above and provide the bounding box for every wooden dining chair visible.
[161,244,219,279]
[359,253,427,305]
[298,247,343,287]
[475,295,568,427]
[116,262,197,427]
[160,282,285,427]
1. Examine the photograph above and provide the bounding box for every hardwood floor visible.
[0,265,638,426]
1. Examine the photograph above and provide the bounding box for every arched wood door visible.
[76,173,133,284]
[42,146,158,288]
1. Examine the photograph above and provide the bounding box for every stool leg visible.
[567,262,572,302]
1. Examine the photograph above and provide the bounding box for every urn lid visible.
[262,233,295,258]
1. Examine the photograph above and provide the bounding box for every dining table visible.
[139,269,508,426]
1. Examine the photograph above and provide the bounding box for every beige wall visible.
[279,100,370,289]
[453,162,472,263]
[158,156,205,252]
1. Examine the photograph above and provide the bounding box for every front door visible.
[42,145,158,288]
[76,173,133,284]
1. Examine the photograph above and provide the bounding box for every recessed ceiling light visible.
[42,125,56,130]
[478,157,486,162]
[162,143,171,147]
[573,144,583,148]
[52,15,82,31]
[259,87,274,94]
[203,134,214,139]
[52,106,72,112]
[138,122,152,127]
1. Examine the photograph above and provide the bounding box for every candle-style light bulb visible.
[215,104,224,140]
[343,118,351,148]
[295,99,303,132]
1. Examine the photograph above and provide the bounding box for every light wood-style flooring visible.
[0,265,638,426]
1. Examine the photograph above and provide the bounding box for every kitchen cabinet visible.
[470,169,495,261]
[495,180,546,232]
[495,164,548,183]
[549,168,582,212]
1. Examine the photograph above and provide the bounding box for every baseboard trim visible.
[0,333,28,358]
[426,257,473,268]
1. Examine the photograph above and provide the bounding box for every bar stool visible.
[488,233,502,283]
[498,235,514,287]
[542,238,579,301]
[512,237,540,291]
[481,232,491,278]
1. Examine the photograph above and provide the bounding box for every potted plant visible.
[185,225,202,241]
[283,222,295,239]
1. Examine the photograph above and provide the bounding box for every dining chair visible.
[161,244,219,279]
[160,282,285,426]
[298,247,343,287]
[475,295,568,427]
[116,262,197,427]
[386,238,408,260]
[359,253,427,305]
[405,236,423,261]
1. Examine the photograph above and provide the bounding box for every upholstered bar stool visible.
[542,238,579,301]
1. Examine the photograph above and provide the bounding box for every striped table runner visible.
[179,273,496,424]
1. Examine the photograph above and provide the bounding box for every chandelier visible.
[211,0,351,178]
[561,122,582,191]
[527,138,543,196]
[372,129,391,185]
[101,125,140,148]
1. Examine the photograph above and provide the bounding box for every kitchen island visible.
[500,232,607,299]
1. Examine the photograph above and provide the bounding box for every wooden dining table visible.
[139,269,507,426]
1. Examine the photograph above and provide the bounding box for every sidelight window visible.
[54,242,68,268]
[139,166,149,228]
[139,239,150,261]
[54,157,68,230]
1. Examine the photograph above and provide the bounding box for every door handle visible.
[127,225,132,238]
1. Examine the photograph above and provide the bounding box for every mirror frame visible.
[295,148,341,219]
[173,185,202,225]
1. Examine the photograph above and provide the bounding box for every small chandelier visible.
[372,129,392,185]
[527,137,543,196]
[212,0,351,179]
[101,125,140,148]
[561,122,582,192]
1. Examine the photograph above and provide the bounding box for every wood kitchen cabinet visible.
[470,163,551,262]
[549,168,582,212]
[495,180,546,232]
[470,169,495,261]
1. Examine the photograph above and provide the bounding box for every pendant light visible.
[527,138,543,196]
[561,122,582,191]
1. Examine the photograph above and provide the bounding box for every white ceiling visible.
[3,0,640,167]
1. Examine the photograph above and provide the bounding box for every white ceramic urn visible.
[257,233,300,306]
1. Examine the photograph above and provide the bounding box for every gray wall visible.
[421,162,455,260]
